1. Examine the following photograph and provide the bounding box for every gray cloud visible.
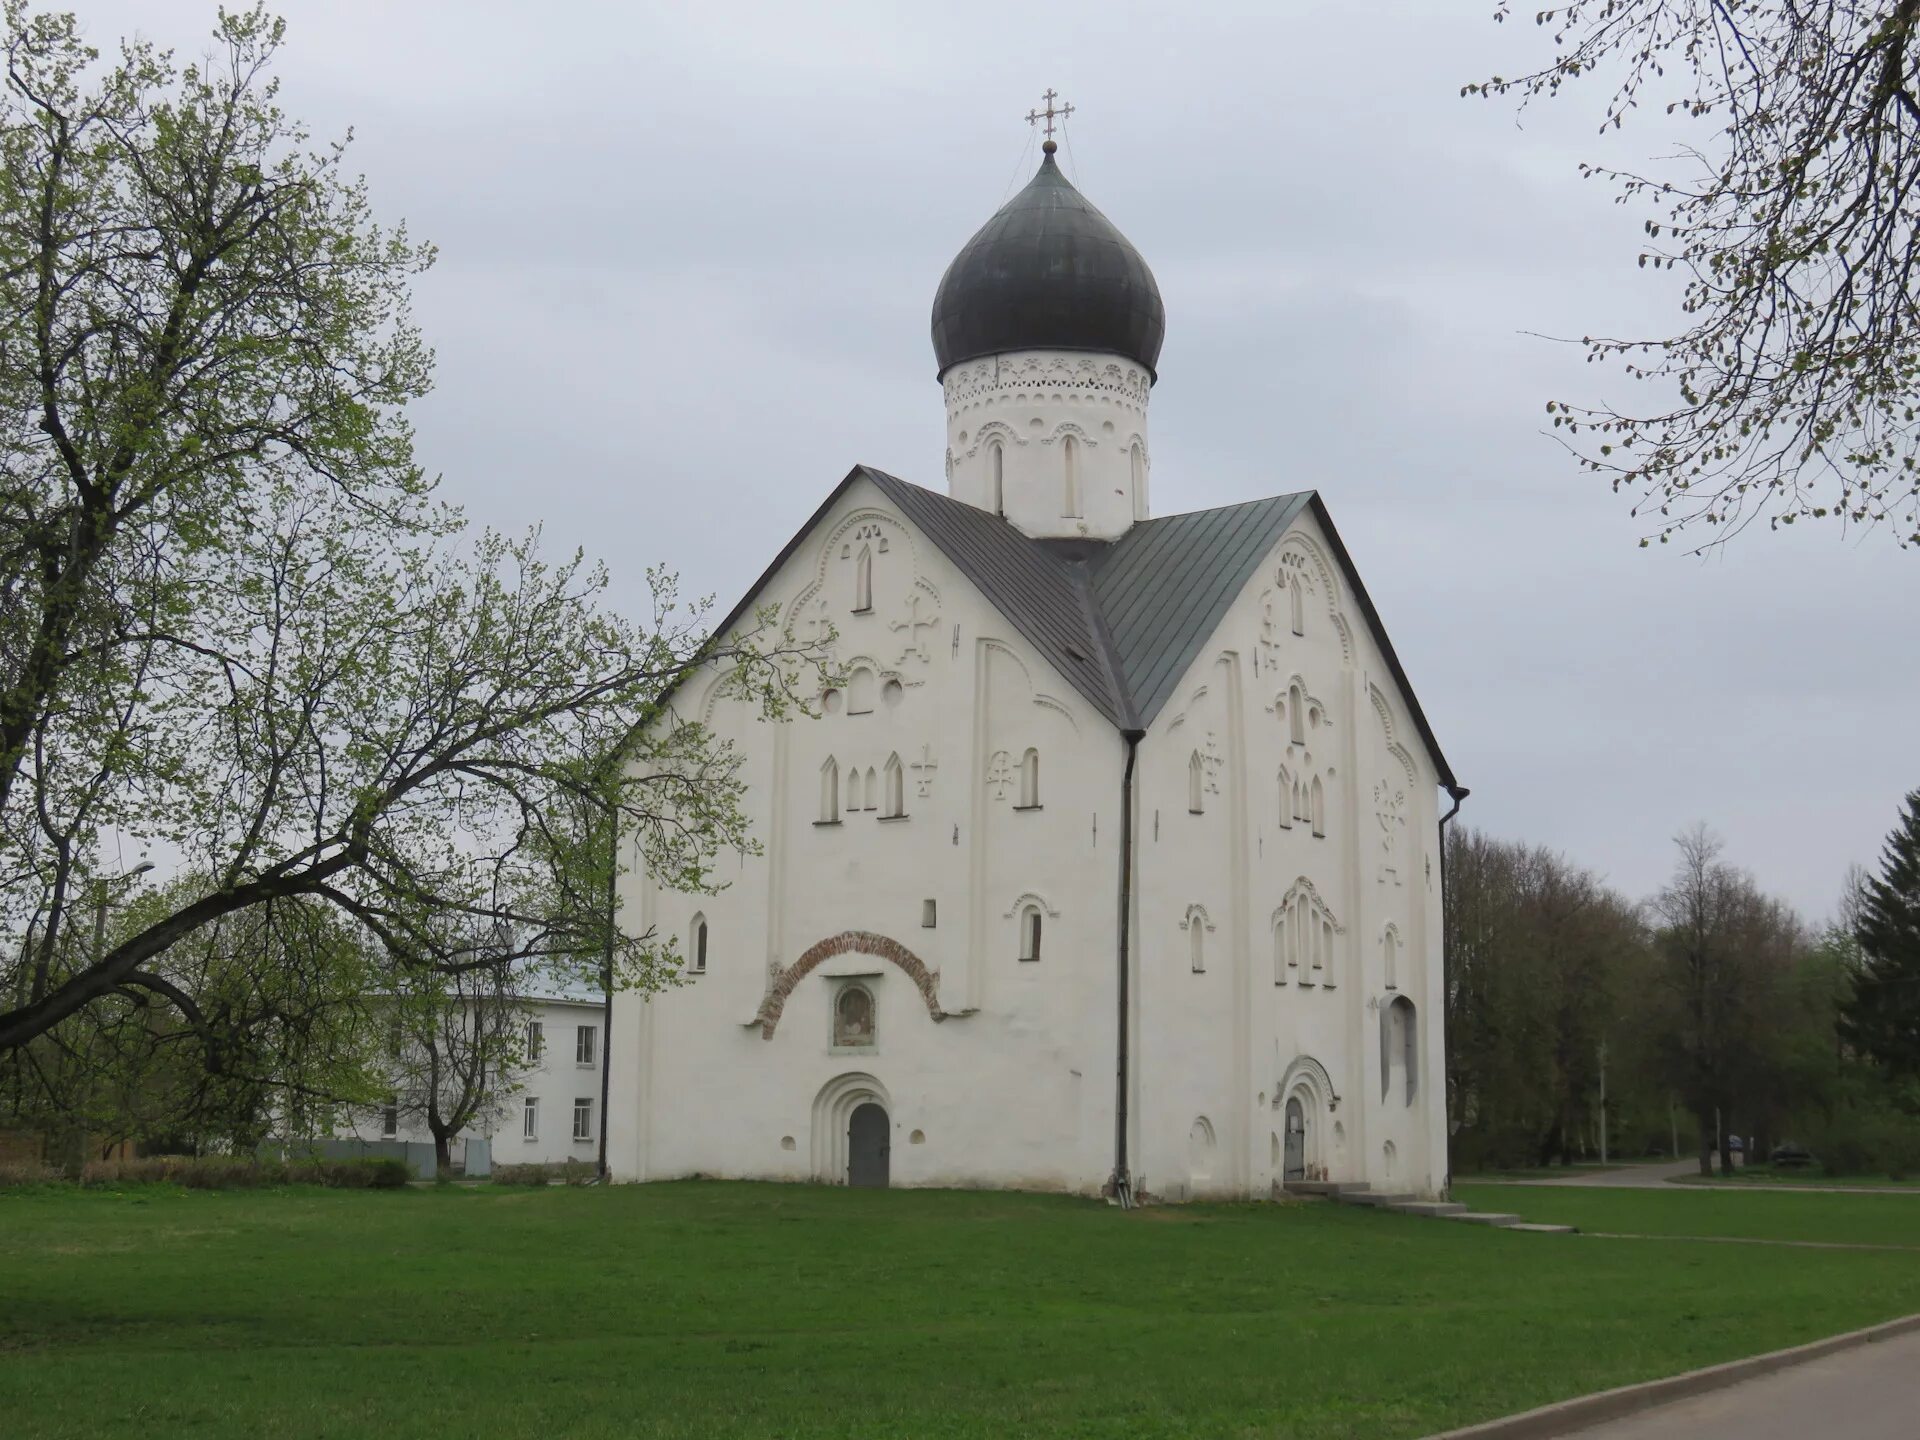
[80,0,1916,920]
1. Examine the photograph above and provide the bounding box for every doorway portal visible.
[848,1101,890,1188]
[1283,1097,1307,1182]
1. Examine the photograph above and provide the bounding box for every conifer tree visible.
[1840,791,1920,1092]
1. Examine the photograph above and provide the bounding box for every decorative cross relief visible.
[911,744,939,798]
[788,595,831,647]
[1257,590,1283,675]
[1374,781,1407,886]
[1201,731,1224,796]
[890,591,940,667]
[985,749,1014,801]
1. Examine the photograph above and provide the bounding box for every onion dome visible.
[930,142,1165,381]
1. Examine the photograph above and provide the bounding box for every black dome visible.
[931,149,1165,381]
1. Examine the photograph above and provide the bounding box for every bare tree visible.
[1469,2,1920,550]
[384,950,529,1177]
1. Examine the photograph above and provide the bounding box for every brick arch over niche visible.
[750,931,950,1040]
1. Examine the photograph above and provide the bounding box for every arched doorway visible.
[1283,1097,1307,1182]
[848,1102,890,1188]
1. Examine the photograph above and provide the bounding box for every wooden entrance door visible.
[1283,1097,1306,1181]
[848,1102,890,1188]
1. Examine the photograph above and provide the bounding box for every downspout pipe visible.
[1436,783,1469,1197]
[1110,729,1144,1208]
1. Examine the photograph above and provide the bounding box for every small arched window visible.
[847,666,875,715]
[1018,748,1040,808]
[819,757,840,823]
[1383,924,1400,991]
[883,753,905,818]
[1289,575,1305,636]
[1189,911,1206,973]
[1289,683,1306,745]
[689,913,708,975]
[1188,752,1204,814]
[989,439,1005,517]
[1320,917,1336,988]
[1277,766,1294,829]
[1310,775,1326,837]
[1273,916,1287,986]
[847,766,863,814]
[853,544,873,613]
[1019,905,1043,962]
[1062,435,1081,517]
[1382,996,1418,1105]
[1130,441,1147,521]
[864,767,878,811]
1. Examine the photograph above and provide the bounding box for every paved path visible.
[1566,1329,1920,1439]
[1483,1160,1920,1194]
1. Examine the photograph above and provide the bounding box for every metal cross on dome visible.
[1025,88,1074,142]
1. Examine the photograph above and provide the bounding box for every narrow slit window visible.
[883,753,905,817]
[1019,906,1042,962]
[690,914,708,974]
[1019,748,1039,808]
[820,757,840,823]
[1310,775,1326,837]
[1062,435,1081,517]
[990,439,1005,516]
[1188,752,1204,814]
[854,544,873,612]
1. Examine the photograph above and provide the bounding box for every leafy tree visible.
[379,939,531,1178]
[0,5,819,1070]
[1645,824,1801,1173]
[1469,2,1920,550]
[1839,790,1920,1094]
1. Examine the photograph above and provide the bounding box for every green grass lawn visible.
[4,1181,1920,1439]
[1668,1168,1920,1190]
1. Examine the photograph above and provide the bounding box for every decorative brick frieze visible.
[753,930,946,1039]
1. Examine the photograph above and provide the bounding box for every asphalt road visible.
[1565,1331,1920,1440]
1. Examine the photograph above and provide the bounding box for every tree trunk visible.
[1696,1110,1715,1176]
[432,1129,452,1178]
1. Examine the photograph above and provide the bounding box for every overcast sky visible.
[85,0,1914,921]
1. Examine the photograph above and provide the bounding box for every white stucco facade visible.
[605,471,1454,1201]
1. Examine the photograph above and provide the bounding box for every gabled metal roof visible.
[674,466,1454,787]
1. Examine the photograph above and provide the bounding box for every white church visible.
[606,127,1464,1202]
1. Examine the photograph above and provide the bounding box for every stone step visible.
[1341,1192,1419,1207]
[1393,1201,1470,1217]
[1509,1222,1579,1234]
[1284,1180,1370,1196]
[1447,1211,1522,1227]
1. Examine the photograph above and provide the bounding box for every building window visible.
[819,757,840,823]
[381,1096,398,1139]
[882,753,905,818]
[689,914,708,974]
[1017,748,1040,809]
[1062,434,1081,517]
[922,898,937,928]
[1289,683,1306,745]
[1289,575,1305,636]
[834,984,876,1048]
[1189,915,1206,973]
[853,544,873,612]
[525,1019,544,1062]
[847,666,875,716]
[573,1097,594,1142]
[864,766,878,811]
[1019,905,1043,962]
[1188,752,1204,814]
[576,1024,598,1065]
[1310,775,1326,838]
[1130,441,1146,521]
[1384,925,1400,991]
[990,439,1005,516]
[1277,766,1294,829]
[522,1096,539,1141]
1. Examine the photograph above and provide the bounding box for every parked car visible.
[1769,1141,1815,1169]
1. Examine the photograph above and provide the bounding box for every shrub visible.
[78,1155,409,1189]
[491,1159,597,1187]
[0,1160,59,1186]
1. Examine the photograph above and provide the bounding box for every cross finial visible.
[1025,88,1074,152]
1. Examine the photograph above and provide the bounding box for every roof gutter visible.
[1436,783,1469,1198]
[1109,728,1145,1208]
